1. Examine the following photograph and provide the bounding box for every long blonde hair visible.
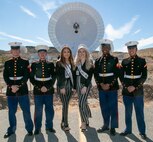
[74,44,93,70]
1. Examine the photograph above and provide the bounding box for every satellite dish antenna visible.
[48,2,104,54]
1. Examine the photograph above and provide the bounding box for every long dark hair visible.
[58,46,75,69]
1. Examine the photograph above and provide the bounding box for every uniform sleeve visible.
[3,62,11,86]
[29,63,36,86]
[135,59,147,89]
[50,62,56,86]
[119,60,127,88]
[94,59,100,85]
[110,57,121,87]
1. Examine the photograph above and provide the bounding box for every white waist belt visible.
[9,76,23,80]
[99,73,114,77]
[34,76,52,81]
[124,75,141,79]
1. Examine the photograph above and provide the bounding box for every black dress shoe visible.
[120,131,131,136]
[46,128,56,133]
[110,128,116,136]
[34,129,40,135]
[140,133,147,139]
[97,126,109,133]
[27,131,33,136]
[4,132,14,138]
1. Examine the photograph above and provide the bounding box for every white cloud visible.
[133,29,141,34]
[44,11,52,19]
[0,32,37,44]
[138,36,153,49]
[20,6,37,18]
[32,0,60,18]
[121,46,128,52]
[105,16,139,41]
[42,1,57,11]
[37,37,53,46]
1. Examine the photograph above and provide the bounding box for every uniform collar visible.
[103,53,110,57]
[39,59,46,63]
[13,56,20,60]
[130,54,138,59]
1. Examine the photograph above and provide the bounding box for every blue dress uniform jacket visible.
[3,56,33,135]
[94,54,120,129]
[120,55,147,96]
[30,60,56,95]
[94,54,120,90]
[30,60,56,131]
[3,57,29,96]
[120,55,147,135]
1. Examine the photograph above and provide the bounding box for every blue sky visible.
[0,0,153,52]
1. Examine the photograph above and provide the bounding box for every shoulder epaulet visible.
[31,60,39,64]
[95,57,101,61]
[110,54,115,58]
[5,57,13,62]
[122,57,129,64]
[46,61,53,63]
[124,57,130,60]
[138,56,145,60]
[21,57,28,61]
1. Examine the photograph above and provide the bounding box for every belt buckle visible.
[103,74,105,77]
[132,75,134,79]
[14,77,17,80]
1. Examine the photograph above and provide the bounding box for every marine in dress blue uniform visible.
[3,42,33,138]
[30,45,56,135]
[94,39,120,136]
[120,41,147,140]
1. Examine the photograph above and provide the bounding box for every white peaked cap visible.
[100,39,114,51]
[35,45,49,52]
[8,42,22,46]
[125,41,139,47]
